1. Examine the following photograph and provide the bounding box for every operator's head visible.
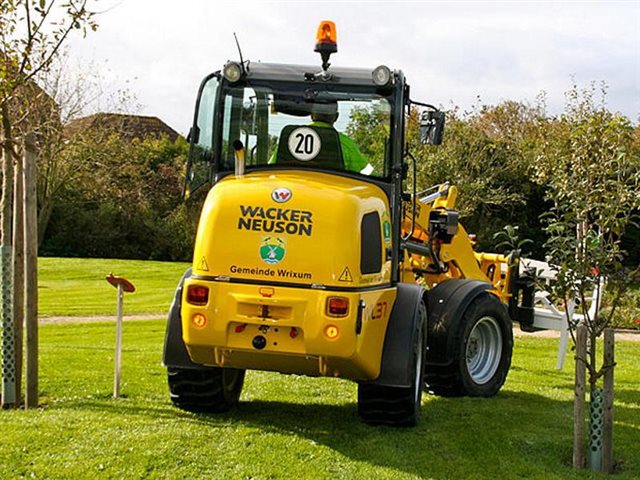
[311,102,339,124]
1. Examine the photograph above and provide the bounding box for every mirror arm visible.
[410,100,439,111]
[401,146,418,242]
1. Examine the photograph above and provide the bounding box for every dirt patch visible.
[514,326,639,342]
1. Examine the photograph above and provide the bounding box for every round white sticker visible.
[287,127,321,161]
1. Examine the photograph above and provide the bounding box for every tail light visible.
[187,285,209,305]
[327,296,349,317]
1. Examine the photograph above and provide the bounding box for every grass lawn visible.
[38,257,190,317]
[0,320,638,479]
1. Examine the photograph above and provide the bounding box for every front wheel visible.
[168,366,245,413]
[357,302,426,426]
[425,293,513,397]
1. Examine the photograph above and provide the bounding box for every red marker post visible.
[106,273,135,398]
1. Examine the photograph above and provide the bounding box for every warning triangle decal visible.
[198,256,209,271]
[338,266,353,282]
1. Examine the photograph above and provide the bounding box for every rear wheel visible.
[425,293,512,397]
[168,366,245,413]
[357,302,426,426]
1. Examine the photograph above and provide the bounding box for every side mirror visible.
[420,110,445,145]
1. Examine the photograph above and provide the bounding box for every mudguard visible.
[162,268,201,369]
[425,279,493,366]
[366,282,425,388]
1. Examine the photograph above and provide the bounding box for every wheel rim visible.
[465,316,502,385]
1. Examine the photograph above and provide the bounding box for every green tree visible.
[537,83,640,472]
[409,100,550,256]
[42,133,194,261]
[1,0,96,250]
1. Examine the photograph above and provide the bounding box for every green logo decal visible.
[260,236,286,265]
[383,220,391,242]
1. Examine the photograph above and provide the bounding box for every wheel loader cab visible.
[184,64,399,196]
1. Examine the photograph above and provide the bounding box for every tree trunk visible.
[37,196,54,248]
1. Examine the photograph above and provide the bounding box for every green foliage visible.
[606,283,640,330]
[41,135,198,261]
[346,104,389,175]
[408,100,550,257]
[493,225,534,267]
[1,321,639,478]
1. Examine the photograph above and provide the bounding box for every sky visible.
[66,0,640,134]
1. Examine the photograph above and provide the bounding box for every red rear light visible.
[327,296,349,317]
[187,285,209,305]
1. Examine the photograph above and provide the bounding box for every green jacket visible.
[269,121,368,173]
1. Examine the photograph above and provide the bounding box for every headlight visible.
[372,65,392,86]
[223,61,243,83]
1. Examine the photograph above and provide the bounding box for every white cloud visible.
[68,0,640,132]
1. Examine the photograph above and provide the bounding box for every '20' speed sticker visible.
[287,127,321,161]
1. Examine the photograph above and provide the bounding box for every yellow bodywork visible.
[401,184,512,304]
[182,170,396,380]
[191,171,392,288]
[182,172,512,381]
[182,280,396,380]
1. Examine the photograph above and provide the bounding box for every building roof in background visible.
[65,113,181,142]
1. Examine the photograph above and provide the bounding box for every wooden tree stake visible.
[602,328,615,473]
[13,148,25,405]
[24,134,39,409]
[573,325,587,469]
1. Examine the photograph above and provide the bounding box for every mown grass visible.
[39,257,190,316]
[1,320,638,479]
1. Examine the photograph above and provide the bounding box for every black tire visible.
[424,292,513,397]
[168,366,245,413]
[357,302,426,427]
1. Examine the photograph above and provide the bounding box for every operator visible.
[308,102,370,173]
[269,102,374,175]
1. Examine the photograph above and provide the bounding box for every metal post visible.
[1,244,15,407]
[588,387,604,471]
[113,283,124,398]
[1,139,16,408]
[573,325,587,468]
[602,329,615,473]
[106,273,134,399]
[24,134,38,409]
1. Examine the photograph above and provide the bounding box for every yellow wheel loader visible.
[163,21,536,426]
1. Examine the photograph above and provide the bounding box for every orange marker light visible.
[316,20,337,45]
[324,324,340,340]
[192,313,207,328]
[259,287,275,298]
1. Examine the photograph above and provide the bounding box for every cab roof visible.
[242,61,399,87]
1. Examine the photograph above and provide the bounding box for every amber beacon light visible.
[315,20,337,71]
